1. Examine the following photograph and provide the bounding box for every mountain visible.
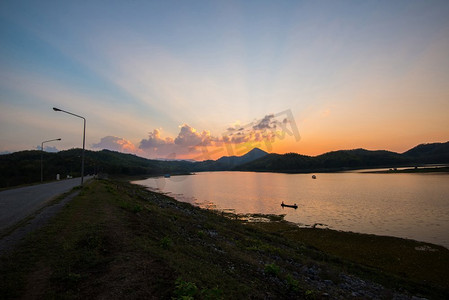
[235,143,449,173]
[215,148,268,168]
[0,147,267,188]
[191,148,268,171]
[402,142,449,163]
[1,142,448,188]
[233,152,313,172]
[314,149,406,169]
[235,149,408,172]
[0,149,193,188]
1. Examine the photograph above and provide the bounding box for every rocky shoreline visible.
[132,181,446,299]
[1,179,447,299]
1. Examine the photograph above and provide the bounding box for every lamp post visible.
[41,138,61,182]
[53,107,86,185]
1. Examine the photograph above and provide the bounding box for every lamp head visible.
[53,107,61,111]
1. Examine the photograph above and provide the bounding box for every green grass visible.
[1,179,448,299]
[250,221,449,296]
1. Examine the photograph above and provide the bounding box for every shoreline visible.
[132,181,449,289]
[220,211,449,250]
[133,177,449,251]
[362,166,449,174]
[1,179,448,298]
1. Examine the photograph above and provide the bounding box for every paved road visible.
[0,176,92,232]
[0,190,80,254]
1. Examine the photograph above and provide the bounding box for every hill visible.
[0,148,267,188]
[192,148,267,171]
[1,142,448,188]
[0,149,192,188]
[216,147,268,167]
[402,142,449,163]
[235,142,449,173]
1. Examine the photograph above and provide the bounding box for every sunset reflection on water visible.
[134,171,449,248]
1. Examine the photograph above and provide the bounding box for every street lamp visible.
[53,107,86,185]
[41,138,61,182]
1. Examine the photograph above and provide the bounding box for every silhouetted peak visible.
[244,147,268,156]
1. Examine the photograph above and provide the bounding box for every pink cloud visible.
[94,110,300,160]
[174,124,213,147]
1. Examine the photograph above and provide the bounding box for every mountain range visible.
[236,142,449,172]
[0,142,448,188]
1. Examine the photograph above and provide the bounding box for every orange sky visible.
[1,1,448,158]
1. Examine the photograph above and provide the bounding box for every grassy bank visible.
[1,179,448,299]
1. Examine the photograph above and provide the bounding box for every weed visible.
[201,287,224,299]
[132,204,143,213]
[286,274,300,292]
[246,240,281,255]
[117,199,127,209]
[160,236,173,250]
[105,185,116,193]
[305,289,316,299]
[116,194,142,213]
[173,278,198,299]
[264,263,280,276]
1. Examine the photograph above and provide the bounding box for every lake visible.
[133,171,449,248]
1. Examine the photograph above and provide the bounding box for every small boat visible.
[164,174,171,178]
[281,202,298,209]
[312,175,316,179]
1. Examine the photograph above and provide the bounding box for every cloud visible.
[138,125,215,159]
[95,110,300,160]
[252,114,276,130]
[92,136,137,153]
[174,124,213,147]
[139,129,173,149]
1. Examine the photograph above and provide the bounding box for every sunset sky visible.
[1,1,448,160]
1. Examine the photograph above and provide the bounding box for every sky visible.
[1,0,448,160]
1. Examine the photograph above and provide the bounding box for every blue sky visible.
[1,0,448,159]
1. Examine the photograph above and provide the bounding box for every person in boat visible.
[282,201,284,205]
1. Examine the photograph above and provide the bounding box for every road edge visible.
[0,188,81,255]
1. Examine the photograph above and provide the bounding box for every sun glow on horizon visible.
[1,1,448,155]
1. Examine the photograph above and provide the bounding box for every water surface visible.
[134,171,449,248]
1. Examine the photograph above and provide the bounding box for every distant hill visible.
[315,149,406,169]
[1,142,448,188]
[402,142,449,163]
[195,148,267,171]
[217,147,268,167]
[235,142,449,173]
[0,147,267,188]
[0,149,192,188]
[234,149,407,172]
